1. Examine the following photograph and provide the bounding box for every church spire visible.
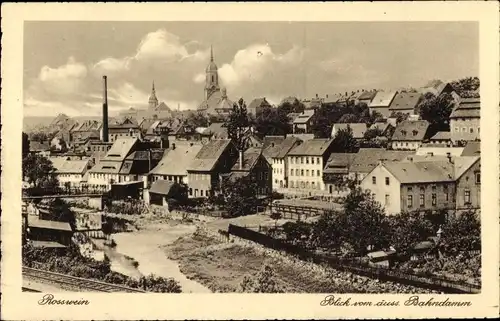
[210,45,214,62]
[149,80,158,110]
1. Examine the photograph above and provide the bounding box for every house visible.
[262,136,302,190]
[148,180,178,207]
[388,92,423,116]
[428,131,452,146]
[50,135,68,152]
[224,147,272,196]
[416,146,464,157]
[70,120,102,146]
[108,117,142,142]
[293,109,315,134]
[323,153,357,194]
[461,141,480,157]
[348,148,415,182]
[391,120,430,150]
[420,80,456,98]
[29,141,51,156]
[201,122,262,148]
[149,142,203,185]
[248,97,272,116]
[186,139,238,198]
[286,138,334,193]
[331,123,367,140]
[50,157,93,188]
[369,122,394,137]
[360,155,480,215]
[87,137,140,188]
[357,90,378,106]
[450,97,480,143]
[368,91,398,118]
[25,215,73,247]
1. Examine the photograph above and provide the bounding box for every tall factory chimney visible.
[102,75,109,142]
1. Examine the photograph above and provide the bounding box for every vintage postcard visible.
[1,2,499,320]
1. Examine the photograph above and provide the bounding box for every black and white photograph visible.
[2,2,499,320]
[19,19,483,295]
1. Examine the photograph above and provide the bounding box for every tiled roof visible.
[324,153,357,174]
[248,98,271,111]
[351,148,415,173]
[103,137,138,161]
[416,147,464,157]
[288,138,333,156]
[262,136,301,161]
[89,160,122,174]
[203,122,229,139]
[420,80,452,97]
[188,139,234,172]
[369,91,397,107]
[231,147,263,172]
[461,141,480,156]
[332,123,367,139]
[281,96,299,105]
[293,109,315,124]
[27,216,72,232]
[450,98,480,119]
[149,180,175,195]
[29,141,50,152]
[453,156,480,179]
[370,122,391,133]
[389,92,422,111]
[383,160,455,184]
[149,143,203,176]
[430,131,451,141]
[51,158,90,174]
[31,240,67,248]
[358,91,377,101]
[391,120,430,141]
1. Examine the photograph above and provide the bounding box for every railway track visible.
[22,267,145,293]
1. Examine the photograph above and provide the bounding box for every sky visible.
[23,21,478,117]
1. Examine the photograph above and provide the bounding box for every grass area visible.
[163,230,436,294]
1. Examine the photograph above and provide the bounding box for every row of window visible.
[189,188,210,197]
[289,156,321,165]
[273,168,283,175]
[373,173,480,186]
[57,174,81,178]
[289,180,321,190]
[154,175,183,183]
[290,169,321,177]
[190,173,211,181]
[454,126,480,134]
[273,158,284,164]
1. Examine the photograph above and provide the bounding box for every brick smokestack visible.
[102,75,109,142]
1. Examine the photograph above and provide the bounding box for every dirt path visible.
[112,223,211,293]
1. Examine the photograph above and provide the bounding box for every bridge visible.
[22,187,107,201]
[22,193,105,200]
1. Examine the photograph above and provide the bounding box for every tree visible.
[218,175,258,218]
[418,92,455,137]
[331,126,359,153]
[239,264,283,293]
[22,153,60,193]
[252,105,291,137]
[186,112,210,128]
[309,210,345,251]
[390,111,409,124]
[389,211,434,257]
[450,77,480,98]
[225,98,250,150]
[363,128,383,140]
[338,113,359,123]
[441,210,480,255]
[341,187,391,254]
[282,221,312,245]
[270,211,282,227]
[277,99,305,115]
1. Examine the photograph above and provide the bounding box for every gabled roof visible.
[29,141,50,152]
[383,160,455,184]
[369,91,397,108]
[89,160,122,174]
[332,123,367,139]
[420,80,453,97]
[262,136,301,161]
[416,146,464,157]
[103,137,138,161]
[454,156,480,179]
[149,143,203,176]
[188,139,234,172]
[389,92,422,111]
[370,122,391,133]
[293,109,315,124]
[231,147,263,172]
[27,216,72,232]
[358,90,378,101]
[202,122,230,139]
[72,120,102,132]
[351,148,415,173]
[288,138,333,156]
[281,96,299,105]
[430,131,451,141]
[155,102,171,112]
[248,97,271,111]
[391,120,430,141]
[450,97,480,119]
[461,141,480,156]
[324,153,357,174]
[149,180,175,195]
[50,158,91,174]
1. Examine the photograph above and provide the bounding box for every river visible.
[109,223,211,293]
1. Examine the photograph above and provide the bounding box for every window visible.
[465,190,471,204]
[408,187,413,192]
[189,188,193,196]
[419,194,425,207]
[275,179,278,184]
[290,181,294,188]
[200,190,204,197]
[312,171,315,177]
[475,172,480,184]
[372,176,376,184]
[317,157,320,164]
[420,187,425,193]
[306,170,309,177]
[432,193,437,206]
[301,157,304,164]
[469,127,474,133]
[290,158,294,164]
[317,170,320,176]
[301,169,304,176]
[455,127,459,132]
[311,158,315,164]
[432,185,436,192]
[405,142,409,147]
[290,169,294,176]
[385,194,390,206]
[407,195,413,208]
[462,127,467,132]
[478,127,480,133]
[444,185,449,201]
[306,157,309,164]
[385,177,389,185]
[312,182,315,189]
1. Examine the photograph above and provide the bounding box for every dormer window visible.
[412,130,418,136]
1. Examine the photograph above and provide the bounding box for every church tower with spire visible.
[205,45,220,100]
[148,81,159,109]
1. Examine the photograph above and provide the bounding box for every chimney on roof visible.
[315,93,318,98]
[447,153,453,163]
[239,149,244,170]
[172,143,176,150]
[408,156,413,162]
[326,94,329,98]
[102,76,109,143]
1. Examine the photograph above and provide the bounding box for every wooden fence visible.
[227,224,481,294]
